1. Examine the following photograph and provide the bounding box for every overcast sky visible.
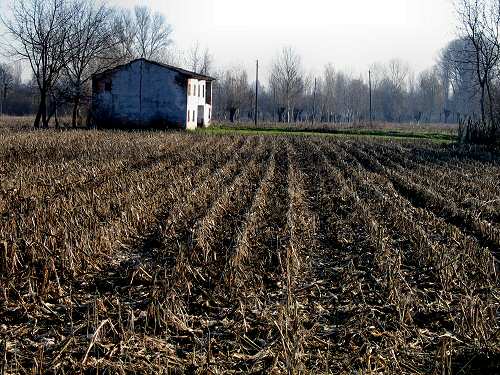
[111,0,457,79]
[1,0,458,80]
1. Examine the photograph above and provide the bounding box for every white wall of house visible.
[186,78,212,130]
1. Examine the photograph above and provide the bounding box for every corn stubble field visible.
[0,128,499,374]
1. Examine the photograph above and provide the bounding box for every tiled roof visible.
[93,58,216,81]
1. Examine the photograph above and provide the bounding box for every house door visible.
[197,106,204,127]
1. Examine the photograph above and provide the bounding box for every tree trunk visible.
[0,85,5,116]
[34,99,43,129]
[286,98,291,123]
[86,107,92,128]
[485,79,495,135]
[54,104,60,129]
[278,108,285,123]
[72,98,80,128]
[479,83,486,126]
[40,90,49,128]
[475,49,487,126]
[229,108,237,123]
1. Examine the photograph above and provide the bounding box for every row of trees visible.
[452,0,500,141]
[214,49,462,125]
[0,0,499,142]
[0,0,210,127]
[0,42,465,126]
[213,0,500,143]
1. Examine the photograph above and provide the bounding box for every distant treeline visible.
[0,0,499,142]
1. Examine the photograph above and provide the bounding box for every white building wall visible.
[186,78,212,129]
[186,78,199,130]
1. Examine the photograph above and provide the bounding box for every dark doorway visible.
[197,105,204,127]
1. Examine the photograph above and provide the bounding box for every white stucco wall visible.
[186,78,212,129]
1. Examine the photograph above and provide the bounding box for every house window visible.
[193,110,196,121]
[203,86,205,98]
[188,111,190,122]
[209,108,211,119]
[105,81,112,92]
[188,83,191,96]
[197,85,200,97]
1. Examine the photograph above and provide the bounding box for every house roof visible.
[92,58,216,81]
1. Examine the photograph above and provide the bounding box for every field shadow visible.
[207,124,458,142]
[405,143,500,164]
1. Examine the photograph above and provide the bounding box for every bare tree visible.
[456,0,500,130]
[0,63,15,116]
[187,42,213,75]
[389,59,411,121]
[133,6,173,60]
[369,62,387,89]
[110,6,172,62]
[159,45,184,67]
[387,59,410,92]
[332,72,348,121]
[368,59,411,122]
[111,9,137,62]
[345,77,368,122]
[320,63,337,122]
[219,67,251,122]
[294,72,314,122]
[63,0,116,127]
[270,47,304,123]
[3,0,74,128]
[438,39,480,122]
[418,68,445,122]
[199,49,213,76]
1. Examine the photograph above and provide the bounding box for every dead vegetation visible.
[0,129,499,374]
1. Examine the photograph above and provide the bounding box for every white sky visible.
[1,0,458,81]
[112,0,457,80]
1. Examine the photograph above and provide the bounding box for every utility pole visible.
[369,69,373,126]
[312,78,317,125]
[255,60,259,126]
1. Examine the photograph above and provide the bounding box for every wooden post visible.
[255,60,259,126]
